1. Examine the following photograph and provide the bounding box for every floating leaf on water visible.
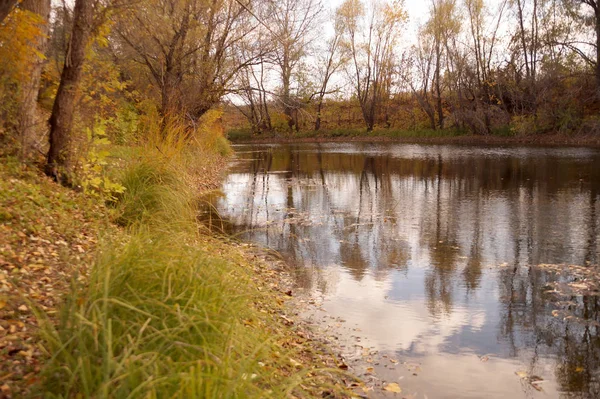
[529,382,544,392]
[515,371,528,379]
[383,383,402,393]
[530,377,545,392]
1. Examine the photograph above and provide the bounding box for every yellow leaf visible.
[0,300,6,310]
[383,383,402,393]
[515,371,528,379]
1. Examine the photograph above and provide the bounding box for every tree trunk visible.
[315,96,324,131]
[596,8,600,102]
[281,51,294,132]
[434,39,444,130]
[18,0,51,160]
[0,0,18,23]
[46,0,94,183]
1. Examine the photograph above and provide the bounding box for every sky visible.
[325,0,431,28]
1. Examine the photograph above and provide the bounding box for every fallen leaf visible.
[366,367,374,373]
[515,371,528,379]
[383,382,402,393]
[0,300,6,310]
[530,376,545,392]
[337,362,349,370]
[569,283,588,290]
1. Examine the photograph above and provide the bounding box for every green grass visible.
[34,147,349,398]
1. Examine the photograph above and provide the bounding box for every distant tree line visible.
[1,0,599,184]
[228,0,600,136]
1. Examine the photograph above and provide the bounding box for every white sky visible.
[325,0,430,28]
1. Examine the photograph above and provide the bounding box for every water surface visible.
[213,142,600,398]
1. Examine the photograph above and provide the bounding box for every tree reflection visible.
[215,143,600,396]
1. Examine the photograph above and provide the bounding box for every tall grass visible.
[35,118,347,398]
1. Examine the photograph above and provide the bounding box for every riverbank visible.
[0,145,355,398]
[228,128,600,147]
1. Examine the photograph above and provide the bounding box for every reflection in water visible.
[212,143,600,397]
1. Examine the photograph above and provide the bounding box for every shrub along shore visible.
[227,128,600,147]
[0,132,354,398]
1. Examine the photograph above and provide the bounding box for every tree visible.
[235,53,275,134]
[18,0,51,158]
[313,8,345,131]
[338,0,406,131]
[566,0,600,100]
[269,0,323,132]
[511,0,541,112]
[46,0,96,182]
[403,28,438,129]
[463,0,506,133]
[426,0,461,130]
[113,0,260,124]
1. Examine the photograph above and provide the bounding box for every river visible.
[211,142,600,398]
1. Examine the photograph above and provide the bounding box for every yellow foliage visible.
[0,9,44,84]
[0,9,45,131]
[196,108,231,156]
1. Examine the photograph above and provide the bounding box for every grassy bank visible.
[227,127,600,147]
[0,140,352,397]
[227,127,467,142]
[0,157,117,397]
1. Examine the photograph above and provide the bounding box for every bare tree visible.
[463,0,506,133]
[338,0,406,131]
[403,29,437,129]
[566,0,600,100]
[511,0,541,111]
[114,0,261,123]
[269,0,323,132]
[313,8,345,131]
[235,54,275,134]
